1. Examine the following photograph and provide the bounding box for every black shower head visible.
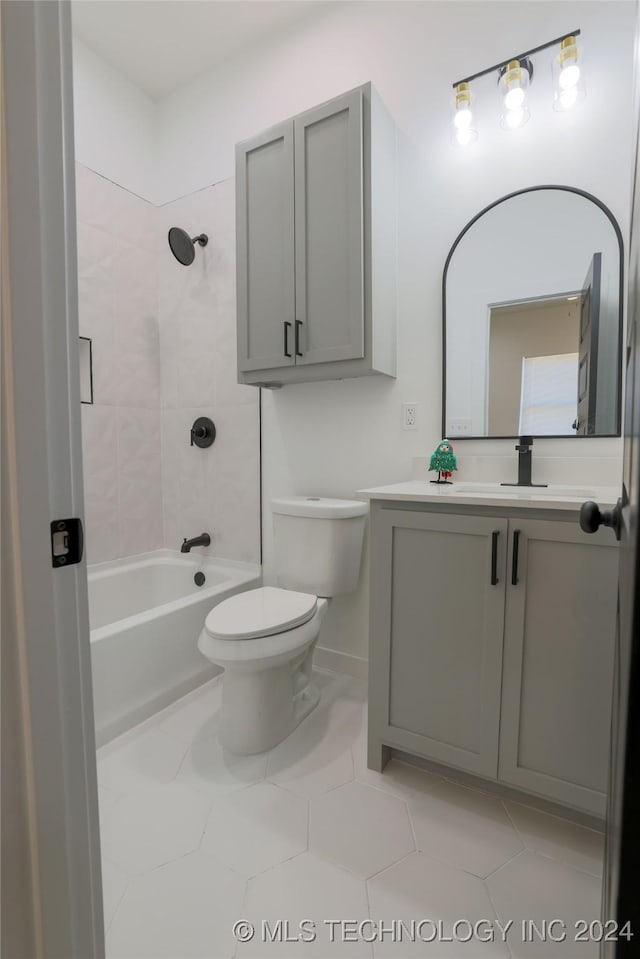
[168,227,208,266]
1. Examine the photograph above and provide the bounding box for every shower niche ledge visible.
[235,81,397,387]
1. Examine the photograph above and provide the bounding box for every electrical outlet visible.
[403,403,418,430]
[448,418,472,436]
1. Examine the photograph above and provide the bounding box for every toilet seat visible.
[204,586,317,641]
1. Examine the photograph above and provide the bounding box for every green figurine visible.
[429,438,457,484]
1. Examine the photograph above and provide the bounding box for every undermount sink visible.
[455,483,596,498]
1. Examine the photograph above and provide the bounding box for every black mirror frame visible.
[442,185,625,440]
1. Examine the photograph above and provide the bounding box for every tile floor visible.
[98,670,605,959]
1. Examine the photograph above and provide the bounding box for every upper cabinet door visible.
[236,121,295,372]
[293,89,364,366]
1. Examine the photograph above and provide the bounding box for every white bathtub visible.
[89,550,261,745]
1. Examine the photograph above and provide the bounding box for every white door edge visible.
[1,2,103,956]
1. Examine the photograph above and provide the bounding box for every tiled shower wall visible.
[76,164,163,564]
[76,165,260,566]
[158,181,260,563]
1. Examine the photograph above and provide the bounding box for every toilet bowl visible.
[198,588,328,754]
[197,496,367,755]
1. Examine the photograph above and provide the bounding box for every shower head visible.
[168,227,208,266]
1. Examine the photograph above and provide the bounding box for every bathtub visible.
[89,550,261,745]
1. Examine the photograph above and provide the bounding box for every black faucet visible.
[181,533,211,552]
[501,436,548,488]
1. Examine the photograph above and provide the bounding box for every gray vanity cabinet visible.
[499,518,618,815]
[368,503,618,817]
[235,83,397,387]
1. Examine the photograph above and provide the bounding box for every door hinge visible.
[50,518,84,568]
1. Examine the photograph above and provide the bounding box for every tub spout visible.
[181,533,211,552]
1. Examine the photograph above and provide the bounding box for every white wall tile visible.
[117,407,164,556]
[81,404,119,564]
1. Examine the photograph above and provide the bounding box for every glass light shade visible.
[454,125,478,146]
[500,106,530,130]
[452,82,478,146]
[552,37,586,111]
[498,60,531,112]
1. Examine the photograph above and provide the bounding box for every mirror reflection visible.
[444,187,622,438]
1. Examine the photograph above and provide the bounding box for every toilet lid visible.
[204,587,317,641]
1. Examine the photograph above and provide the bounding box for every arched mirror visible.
[443,186,623,438]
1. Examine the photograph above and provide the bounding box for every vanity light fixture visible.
[451,29,583,140]
[452,82,478,146]
[552,35,586,111]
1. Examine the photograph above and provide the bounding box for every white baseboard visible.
[314,645,368,682]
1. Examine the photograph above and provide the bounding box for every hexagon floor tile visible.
[176,726,268,799]
[202,781,308,877]
[504,800,604,877]
[487,850,602,957]
[157,677,222,746]
[351,721,444,801]
[106,850,246,958]
[101,858,128,931]
[238,851,371,957]
[406,778,524,877]
[367,851,510,957]
[102,783,210,873]
[266,696,362,799]
[98,726,187,797]
[310,780,415,878]
[97,667,604,959]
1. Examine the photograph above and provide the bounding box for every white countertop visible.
[358,480,620,511]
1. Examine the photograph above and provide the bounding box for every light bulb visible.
[559,63,580,89]
[456,126,474,146]
[454,107,473,129]
[559,87,578,110]
[504,86,525,110]
[504,108,525,129]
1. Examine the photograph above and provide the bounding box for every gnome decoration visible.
[429,438,458,484]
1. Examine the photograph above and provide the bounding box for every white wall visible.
[73,39,158,203]
[73,1,636,665]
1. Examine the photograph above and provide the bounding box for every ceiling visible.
[71,0,329,100]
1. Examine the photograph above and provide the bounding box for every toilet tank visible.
[272,497,368,597]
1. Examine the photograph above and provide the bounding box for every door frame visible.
[1,2,104,956]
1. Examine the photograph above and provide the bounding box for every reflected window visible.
[519,352,579,434]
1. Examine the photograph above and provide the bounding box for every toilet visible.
[197,496,367,755]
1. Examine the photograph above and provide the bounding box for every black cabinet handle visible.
[295,320,303,357]
[284,321,292,358]
[511,529,520,586]
[490,530,499,585]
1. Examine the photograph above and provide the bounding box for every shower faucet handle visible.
[190,416,216,449]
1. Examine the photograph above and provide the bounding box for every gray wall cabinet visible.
[368,502,618,817]
[235,83,397,387]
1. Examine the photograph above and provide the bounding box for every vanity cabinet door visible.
[236,120,296,373]
[499,519,618,816]
[369,508,508,778]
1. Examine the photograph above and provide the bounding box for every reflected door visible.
[575,252,602,434]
